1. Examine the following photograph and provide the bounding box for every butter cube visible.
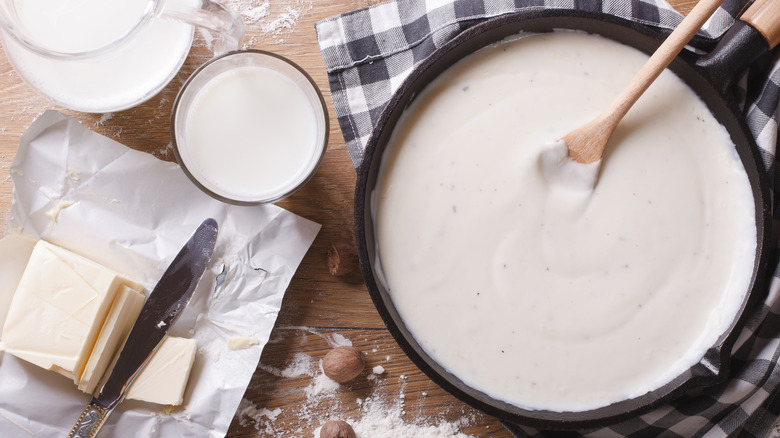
[79,284,145,394]
[2,240,198,407]
[126,336,197,406]
[1,240,142,380]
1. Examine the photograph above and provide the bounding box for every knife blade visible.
[67,218,218,438]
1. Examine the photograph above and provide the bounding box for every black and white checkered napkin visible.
[316,1,780,436]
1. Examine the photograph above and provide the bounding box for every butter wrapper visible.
[0,110,320,437]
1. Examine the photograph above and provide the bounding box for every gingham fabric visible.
[315,1,780,437]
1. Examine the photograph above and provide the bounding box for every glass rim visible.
[170,49,330,205]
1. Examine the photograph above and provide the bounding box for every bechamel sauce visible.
[179,65,318,202]
[373,32,756,412]
[541,140,602,191]
[1,0,193,112]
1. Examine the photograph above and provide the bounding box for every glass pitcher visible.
[0,0,245,113]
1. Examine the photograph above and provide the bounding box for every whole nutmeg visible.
[320,419,356,438]
[327,242,359,276]
[322,346,364,383]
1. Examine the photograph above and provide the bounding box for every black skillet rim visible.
[354,8,773,431]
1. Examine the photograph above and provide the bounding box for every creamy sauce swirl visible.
[373,32,756,412]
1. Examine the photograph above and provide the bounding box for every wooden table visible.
[0,1,723,437]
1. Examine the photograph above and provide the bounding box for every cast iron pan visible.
[355,0,776,431]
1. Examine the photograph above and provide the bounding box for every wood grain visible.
[741,0,780,49]
[0,1,770,438]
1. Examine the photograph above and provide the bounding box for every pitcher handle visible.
[160,0,245,54]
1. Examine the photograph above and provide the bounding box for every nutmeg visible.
[320,419,356,438]
[327,242,359,276]
[322,346,364,383]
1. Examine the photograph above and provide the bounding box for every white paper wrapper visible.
[0,110,320,437]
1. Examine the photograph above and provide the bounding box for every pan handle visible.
[741,0,780,50]
[694,0,778,95]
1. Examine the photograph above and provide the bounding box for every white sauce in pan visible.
[373,32,756,412]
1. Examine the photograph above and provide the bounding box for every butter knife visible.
[67,218,218,438]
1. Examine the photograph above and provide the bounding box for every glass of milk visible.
[171,50,329,204]
[0,0,245,112]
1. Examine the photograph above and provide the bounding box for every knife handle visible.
[67,401,111,438]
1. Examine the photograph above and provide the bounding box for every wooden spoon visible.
[563,0,725,164]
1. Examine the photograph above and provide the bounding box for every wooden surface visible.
[0,1,732,437]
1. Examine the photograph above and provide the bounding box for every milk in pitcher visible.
[1,0,194,112]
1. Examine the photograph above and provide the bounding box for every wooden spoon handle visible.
[742,0,780,49]
[605,0,725,123]
[565,0,725,163]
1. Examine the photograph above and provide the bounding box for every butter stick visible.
[125,336,198,406]
[2,239,198,406]
[79,284,145,394]
[0,240,142,380]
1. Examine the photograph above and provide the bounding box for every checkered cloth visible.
[316,0,780,437]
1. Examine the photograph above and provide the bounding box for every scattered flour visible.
[224,0,268,23]
[95,112,114,126]
[313,397,476,438]
[242,1,270,23]
[306,368,341,399]
[238,399,282,424]
[330,333,353,348]
[240,330,478,437]
[258,351,315,378]
[153,143,173,160]
[221,0,313,45]
[237,399,283,436]
[262,5,303,36]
